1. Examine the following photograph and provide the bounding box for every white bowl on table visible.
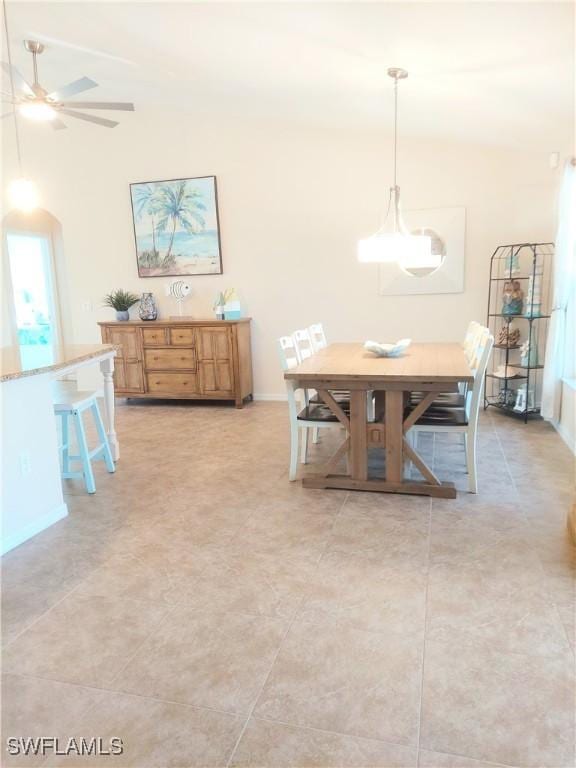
[363,338,411,358]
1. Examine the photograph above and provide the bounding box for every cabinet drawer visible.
[144,348,196,370]
[142,328,168,346]
[146,373,198,394]
[169,327,195,346]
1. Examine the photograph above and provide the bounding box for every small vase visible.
[116,310,129,321]
[215,306,225,320]
[139,292,158,321]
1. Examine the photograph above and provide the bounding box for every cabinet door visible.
[197,327,233,395]
[102,326,144,393]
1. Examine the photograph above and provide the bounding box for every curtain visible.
[542,159,576,422]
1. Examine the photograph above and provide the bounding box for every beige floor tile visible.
[426,555,570,657]
[42,690,243,767]
[418,749,514,767]
[326,508,429,566]
[1,674,103,767]
[114,607,286,714]
[298,551,427,636]
[254,619,423,745]
[230,718,418,767]
[3,595,168,688]
[420,639,575,767]
[172,549,314,619]
[1,581,73,647]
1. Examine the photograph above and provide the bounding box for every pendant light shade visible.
[358,185,431,263]
[8,177,40,211]
[358,68,433,267]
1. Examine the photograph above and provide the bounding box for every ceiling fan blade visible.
[51,117,67,130]
[59,108,118,128]
[46,77,97,102]
[1,62,34,97]
[60,101,134,111]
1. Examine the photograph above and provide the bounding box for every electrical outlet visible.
[19,452,32,477]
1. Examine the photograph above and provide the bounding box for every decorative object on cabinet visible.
[378,206,466,296]
[99,319,253,408]
[167,280,191,316]
[130,176,222,277]
[214,289,236,320]
[103,289,140,321]
[139,292,158,321]
[501,279,524,316]
[485,243,553,422]
[223,288,241,320]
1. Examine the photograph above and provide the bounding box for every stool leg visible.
[74,409,96,494]
[91,402,115,473]
[61,413,70,475]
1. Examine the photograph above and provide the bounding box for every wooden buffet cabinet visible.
[99,319,253,408]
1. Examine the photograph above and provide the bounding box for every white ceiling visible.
[3,1,575,149]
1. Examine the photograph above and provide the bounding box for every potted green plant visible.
[103,289,140,321]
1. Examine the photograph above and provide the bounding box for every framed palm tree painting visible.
[130,175,223,277]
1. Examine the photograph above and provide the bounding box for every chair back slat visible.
[293,328,315,361]
[309,323,328,352]
[277,335,300,371]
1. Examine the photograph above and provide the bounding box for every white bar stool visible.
[53,382,115,494]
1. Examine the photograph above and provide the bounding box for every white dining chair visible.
[409,328,494,493]
[277,335,346,480]
[293,328,315,360]
[309,323,328,352]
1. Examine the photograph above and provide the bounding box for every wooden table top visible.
[284,342,474,384]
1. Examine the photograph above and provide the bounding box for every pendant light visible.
[358,68,432,266]
[3,0,40,212]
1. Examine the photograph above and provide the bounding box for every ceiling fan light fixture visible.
[18,100,57,121]
[8,177,40,212]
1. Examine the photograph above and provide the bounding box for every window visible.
[6,232,61,366]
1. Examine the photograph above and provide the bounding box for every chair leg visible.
[465,431,478,493]
[74,410,96,494]
[289,422,299,481]
[312,427,319,444]
[91,402,115,473]
[60,413,70,475]
[300,426,309,464]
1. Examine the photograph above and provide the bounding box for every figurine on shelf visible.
[498,387,516,407]
[502,280,523,316]
[520,339,538,367]
[497,324,520,347]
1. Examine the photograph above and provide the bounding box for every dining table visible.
[284,342,474,499]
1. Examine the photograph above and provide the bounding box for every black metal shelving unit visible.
[484,243,554,423]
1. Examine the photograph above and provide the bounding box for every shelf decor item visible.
[103,289,140,321]
[485,242,553,422]
[139,292,158,321]
[497,324,520,348]
[166,280,191,317]
[502,279,524,315]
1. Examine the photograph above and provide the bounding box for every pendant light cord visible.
[393,75,398,190]
[2,0,23,174]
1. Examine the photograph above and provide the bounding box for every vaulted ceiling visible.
[3,1,574,149]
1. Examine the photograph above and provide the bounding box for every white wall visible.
[1,112,562,396]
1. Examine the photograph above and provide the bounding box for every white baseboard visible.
[552,419,576,456]
[1,502,68,555]
[253,394,288,402]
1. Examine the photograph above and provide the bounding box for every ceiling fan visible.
[1,40,135,129]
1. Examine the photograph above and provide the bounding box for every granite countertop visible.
[0,344,117,383]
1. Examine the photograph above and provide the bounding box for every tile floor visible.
[2,401,575,767]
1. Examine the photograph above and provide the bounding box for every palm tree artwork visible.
[130,176,223,277]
